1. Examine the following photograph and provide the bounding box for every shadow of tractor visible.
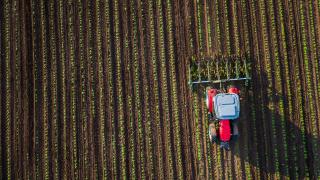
[221,83,320,180]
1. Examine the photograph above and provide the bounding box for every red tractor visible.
[206,85,244,148]
[188,55,250,148]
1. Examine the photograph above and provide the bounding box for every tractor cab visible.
[214,93,240,120]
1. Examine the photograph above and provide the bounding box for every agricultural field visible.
[0,0,320,179]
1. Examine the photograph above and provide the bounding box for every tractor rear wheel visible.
[231,122,239,142]
[209,123,217,143]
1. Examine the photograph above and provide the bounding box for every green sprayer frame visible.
[188,55,251,89]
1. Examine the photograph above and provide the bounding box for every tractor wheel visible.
[209,123,217,143]
[231,122,239,142]
[206,86,213,110]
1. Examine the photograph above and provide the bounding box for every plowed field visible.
[1,0,320,179]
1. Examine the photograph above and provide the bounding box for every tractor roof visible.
[214,93,240,120]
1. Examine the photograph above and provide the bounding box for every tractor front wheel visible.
[209,123,217,143]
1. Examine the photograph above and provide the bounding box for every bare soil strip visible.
[134,0,152,178]
[64,1,75,179]
[90,0,104,179]
[99,0,114,179]
[9,0,18,179]
[218,0,228,56]
[252,1,268,179]
[18,0,28,178]
[198,1,210,178]
[142,1,161,179]
[53,1,67,178]
[244,0,260,179]
[172,1,191,179]
[119,0,133,178]
[153,0,170,179]
[161,0,180,178]
[264,0,282,179]
[34,0,46,179]
[72,0,85,178]
[126,0,142,179]
[15,1,23,178]
[109,0,125,179]
[25,0,37,178]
